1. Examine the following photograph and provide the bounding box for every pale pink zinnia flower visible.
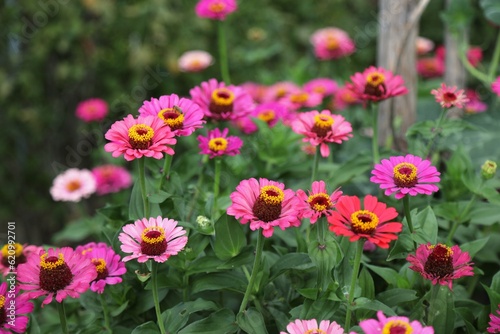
[75,242,126,294]
[104,114,176,161]
[310,27,356,60]
[417,57,445,78]
[280,319,344,334]
[190,78,254,121]
[197,128,243,159]
[92,164,132,195]
[359,310,434,334]
[491,77,500,97]
[178,50,214,72]
[347,66,408,102]
[296,180,342,224]
[430,83,469,109]
[17,247,97,306]
[50,168,96,202]
[75,98,108,122]
[291,109,353,157]
[303,78,339,98]
[488,304,500,333]
[227,178,301,238]
[0,282,34,333]
[195,0,237,20]
[370,154,440,200]
[138,94,205,137]
[407,243,474,290]
[0,243,44,276]
[416,36,434,55]
[119,216,188,263]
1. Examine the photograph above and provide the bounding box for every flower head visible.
[310,27,356,60]
[262,81,300,102]
[234,102,289,134]
[416,36,434,55]
[0,243,44,276]
[303,78,339,98]
[280,89,323,111]
[280,319,344,334]
[407,243,474,290]
[370,154,440,199]
[359,310,434,334]
[488,304,500,333]
[431,83,469,109]
[0,282,34,333]
[492,77,500,97]
[346,66,408,102]
[75,242,126,294]
[50,168,96,202]
[292,109,353,158]
[417,57,445,78]
[296,181,342,224]
[195,0,237,20]
[104,114,176,161]
[481,160,497,180]
[464,90,487,114]
[327,195,402,248]
[138,94,205,137]
[197,128,243,159]
[331,86,360,111]
[75,98,108,122]
[119,216,188,263]
[91,164,132,195]
[17,247,97,306]
[178,50,214,72]
[227,178,301,238]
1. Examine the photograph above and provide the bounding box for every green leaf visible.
[376,288,418,307]
[269,252,312,281]
[131,321,160,334]
[128,181,162,220]
[469,202,500,226]
[428,285,455,333]
[460,237,489,258]
[412,206,438,244]
[186,256,225,275]
[364,264,400,286]
[387,232,414,261]
[162,299,219,334]
[148,190,171,203]
[236,308,269,334]
[213,214,246,260]
[352,297,396,316]
[53,218,101,243]
[480,0,500,24]
[110,301,129,317]
[326,153,373,188]
[358,267,375,300]
[178,309,238,334]
[191,272,247,294]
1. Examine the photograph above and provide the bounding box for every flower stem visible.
[151,261,166,334]
[403,196,417,250]
[99,294,112,332]
[57,300,69,334]
[344,239,365,331]
[158,147,175,191]
[311,145,320,184]
[239,232,264,313]
[212,158,222,219]
[488,31,500,81]
[218,20,231,84]
[424,108,447,159]
[370,102,380,165]
[446,193,478,245]
[138,158,150,218]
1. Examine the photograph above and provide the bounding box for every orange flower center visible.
[351,210,379,234]
[209,88,235,115]
[140,227,167,256]
[158,106,184,131]
[326,36,339,51]
[290,92,309,104]
[305,329,326,334]
[307,193,332,212]
[312,114,334,137]
[209,2,226,13]
[257,110,276,123]
[39,253,74,292]
[382,320,413,334]
[92,258,109,281]
[424,244,454,278]
[1,243,26,268]
[208,137,228,152]
[66,180,82,192]
[128,124,154,149]
[313,86,326,94]
[252,185,284,222]
[366,72,386,87]
[393,162,418,188]
[0,295,5,309]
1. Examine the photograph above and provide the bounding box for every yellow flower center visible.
[81,248,93,256]
[128,124,154,149]
[40,253,65,270]
[259,185,285,205]
[290,92,309,104]
[366,72,386,87]
[257,110,276,123]
[313,86,326,94]
[305,329,326,334]
[252,185,285,222]
[140,226,167,256]
[208,137,228,152]
[158,106,185,131]
[342,91,357,103]
[92,258,107,274]
[209,2,226,13]
[393,162,418,188]
[312,114,334,137]
[39,252,73,292]
[211,88,235,106]
[382,319,413,334]
[0,295,5,309]
[351,210,379,234]
[307,193,332,212]
[189,59,203,70]
[1,243,23,258]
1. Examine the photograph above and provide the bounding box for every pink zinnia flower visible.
[327,195,402,249]
[17,247,97,306]
[75,98,108,122]
[279,89,323,111]
[92,164,132,195]
[262,81,300,102]
[359,310,434,334]
[416,36,434,55]
[190,78,254,121]
[296,180,342,224]
[50,168,96,202]
[370,154,440,200]
[195,0,237,20]
[467,47,483,67]
[104,114,176,161]
[488,304,500,333]
[234,102,289,134]
[291,109,353,157]
[347,66,408,102]
[491,77,500,97]
[417,57,445,78]
[227,178,301,238]
[303,78,339,97]
[138,94,205,137]
[0,282,34,333]
[280,319,344,334]
[431,83,469,109]
[178,50,214,72]
[76,242,126,294]
[407,243,474,290]
[331,86,360,111]
[197,128,243,159]
[0,243,44,276]
[310,27,356,60]
[464,90,488,114]
[240,81,267,103]
[119,216,188,263]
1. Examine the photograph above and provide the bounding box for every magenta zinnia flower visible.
[331,86,360,111]
[50,168,96,202]
[227,178,301,238]
[488,304,500,333]
[262,81,300,102]
[310,27,356,60]
[0,243,44,276]
[75,98,108,122]
[407,243,474,290]
[197,128,243,159]
[417,57,445,79]
[0,282,34,333]
[119,216,188,263]
[327,195,402,249]
[138,94,205,137]
[370,154,440,200]
[492,77,500,97]
[195,0,237,20]
[303,78,339,97]
[178,50,214,72]
[233,102,288,134]
[430,83,469,109]
[17,247,97,306]
[92,164,132,195]
[104,114,176,161]
[346,66,408,102]
[359,310,434,334]
[296,180,342,224]
[280,319,344,334]
[190,78,254,121]
[291,109,353,157]
[279,90,323,111]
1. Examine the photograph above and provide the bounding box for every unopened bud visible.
[481,160,497,180]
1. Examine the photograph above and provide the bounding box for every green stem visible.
[100,294,112,332]
[403,196,417,249]
[311,145,320,183]
[57,300,69,334]
[344,240,365,331]
[424,108,447,159]
[446,193,478,245]
[151,261,166,334]
[158,147,175,190]
[212,158,222,219]
[371,102,380,165]
[488,31,500,81]
[218,20,231,84]
[186,157,208,221]
[138,158,150,218]
[183,271,190,302]
[459,45,490,84]
[239,232,264,313]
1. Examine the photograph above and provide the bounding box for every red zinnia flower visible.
[346,66,408,102]
[430,83,469,109]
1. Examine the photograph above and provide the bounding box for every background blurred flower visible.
[416,36,434,55]
[331,86,360,111]
[279,89,323,111]
[262,81,300,102]
[491,77,500,96]
[417,57,445,78]
[75,98,108,122]
[347,66,408,102]
[280,319,344,334]
[195,0,237,20]
[197,128,243,158]
[431,83,469,108]
[50,168,96,202]
[234,101,288,134]
[0,282,34,333]
[91,164,132,195]
[358,310,434,334]
[296,180,342,224]
[310,27,356,60]
[488,304,500,333]
[178,50,214,72]
[303,78,338,98]
[0,243,44,276]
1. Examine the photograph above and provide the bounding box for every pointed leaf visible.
[237,308,269,334]
[213,214,246,260]
[178,309,238,334]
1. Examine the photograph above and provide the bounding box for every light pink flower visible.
[370,154,440,200]
[291,109,353,157]
[75,98,108,122]
[491,77,500,97]
[310,27,356,60]
[359,310,434,334]
[0,243,44,277]
[407,243,474,290]
[464,89,487,114]
[431,83,469,109]
[197,128,243,159]
[0,282,34,333]
[296,181,342,224]
[178,50,214,72]
[227,178,301,238]
[50,168,96,202]
[416,36,434,55]
[91,164,132,195]
[240,81,267,103]
[262,81,300,102]
[104,114,176,161]
[488,304,500,333]
[138,94,205,137]
[347,66,408,102]
[195,0,237,20]
[303,78,338,97]
[17,247,97,306]
[280,319,344,334]
[417,57,445,78]
[119,216,188,263]
[279,89,323,111]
